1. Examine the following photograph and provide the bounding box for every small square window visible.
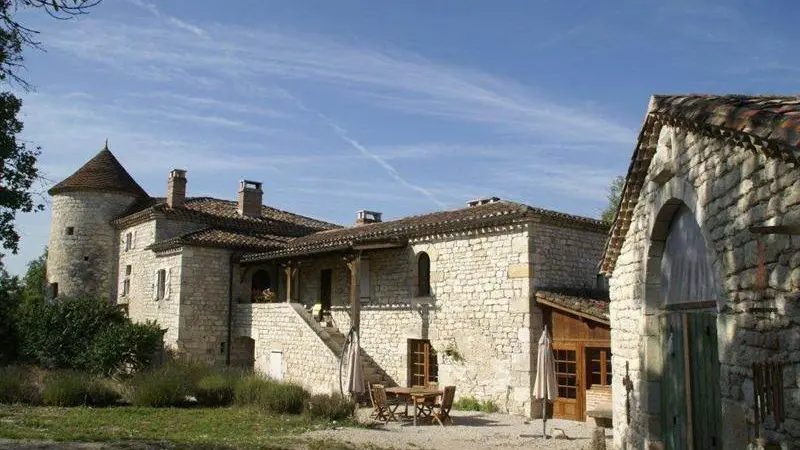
[50,282,58,299]
[83,256,89,262]
[65,227,74,235]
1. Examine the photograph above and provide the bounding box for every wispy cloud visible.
[40,9,635,145]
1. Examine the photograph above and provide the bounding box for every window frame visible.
[124,232,133,252]
[156,269,166,300]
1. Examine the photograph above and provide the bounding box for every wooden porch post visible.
[346,252,362,332]
[284,263,296,303]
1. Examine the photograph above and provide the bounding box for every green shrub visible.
[305,393,355,421]
[129,359,210,407]
[79,321,164,376]
[0,366,39,404]
[195,373,236,406]
[41,371,119,407]
[453,396,497,412]
[234,374,309,414]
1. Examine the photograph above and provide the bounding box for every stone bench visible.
[586,408,612,429]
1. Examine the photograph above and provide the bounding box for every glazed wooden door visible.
[552,343,583,421]
[408,339,438,387]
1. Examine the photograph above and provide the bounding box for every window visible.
[49,282,58,299]
[125,232,133,251]
[155,269,167,300]
[65,227,74,235]
[120,265,132,297]
[126,265,132,276]
[408,339,438,387]
[555,349,578,399]
[587,348,612,387]
[417,252,431,297]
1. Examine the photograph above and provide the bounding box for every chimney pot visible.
[238,180,263,217]
[166,169,187,208]
[467,196,501,207]
[356,210,382,226]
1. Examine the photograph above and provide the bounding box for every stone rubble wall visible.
[177,246,232,365]
[609,125,800,449]
[47,191,137,302]
[234,302,340,394]
[118,220,183,349]
[530,222,606,289]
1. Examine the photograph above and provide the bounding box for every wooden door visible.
[320,269,332,310]
[552,342,583,421]
[662,311,721,450]
[408,339,438,387]
[688,312,721,449]
[269,351,283,380]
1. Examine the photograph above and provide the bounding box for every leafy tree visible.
[0,0,102,255]
[600,175,625,225]
[0,265,21,363]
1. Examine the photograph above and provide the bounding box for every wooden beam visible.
[749,225,800,235]
[351,240,407,251]
[535,297,610,326]
[663,300,717,311]
[346,252,362,332]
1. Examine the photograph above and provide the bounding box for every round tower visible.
[46,143,148,302]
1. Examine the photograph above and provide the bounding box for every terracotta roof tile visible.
[601,94,800,275]
[243,200,607,261]
[148,228,290,252]
[113,196,341,236]
[535,288,610,323]
[48,147,148,197]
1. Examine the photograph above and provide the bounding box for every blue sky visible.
[3,0,798,274]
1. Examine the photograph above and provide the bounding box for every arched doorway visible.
[648,201,723,449]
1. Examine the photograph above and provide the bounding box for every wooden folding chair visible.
[431,386,456,426]
[368,383,382,419]
[371,385,399,423]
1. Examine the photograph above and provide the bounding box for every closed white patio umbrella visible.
[345,330,365,396]
[533,326,558,438]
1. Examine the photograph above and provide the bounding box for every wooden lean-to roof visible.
[600,95,800,276]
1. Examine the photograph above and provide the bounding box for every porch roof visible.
[241,200,606,262]
[535,288,610,325]
[148,227,291,253]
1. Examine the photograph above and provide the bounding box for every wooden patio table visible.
[385,387,443,426]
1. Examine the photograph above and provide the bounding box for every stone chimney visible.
[356,210,382,226]
[467,196,501,207]
[166,169,187,208]
[237,180,263,217]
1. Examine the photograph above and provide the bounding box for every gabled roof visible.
[243,200,607,262]
[148,228,291,253]
[48,146,148,198]
[113,197,341,236]
[534,288,610,324]
[601,95,800,275]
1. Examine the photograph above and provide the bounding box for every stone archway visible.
[641,191,724,450]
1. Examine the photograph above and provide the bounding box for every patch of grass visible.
[305,393,355,421]
[0,366,39,405]
[452,396,497,413]
[129,360,211,407]
[41,371,119,407]
[0,404,379,449]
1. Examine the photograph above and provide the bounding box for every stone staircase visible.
[289,304,394,389]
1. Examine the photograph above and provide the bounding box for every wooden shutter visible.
[152,271,159,300]
[164,269,171,299]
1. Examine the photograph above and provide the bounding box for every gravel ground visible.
[304,407,612,450]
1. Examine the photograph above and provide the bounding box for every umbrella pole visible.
[542,398,546,438]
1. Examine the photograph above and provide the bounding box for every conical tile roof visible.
[48,144,148,198]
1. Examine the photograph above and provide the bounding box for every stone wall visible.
[47,191,137,302]
[118,220,184,348]
[234,302,340,393]
[177,246,232,365]
[530,222,606,289]
[585,386,612,418]
[609,125,800,449]
[416,227,538,416]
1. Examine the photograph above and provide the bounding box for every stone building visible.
[47,144,609,418]
[600,95,800,449]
